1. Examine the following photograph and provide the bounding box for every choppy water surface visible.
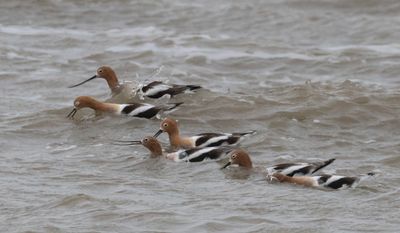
[1,0,400,232]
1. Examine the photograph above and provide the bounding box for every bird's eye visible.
[144,138,148,142]
[98,69,103,73]
[163,123,168,127]
[231,154,237,159]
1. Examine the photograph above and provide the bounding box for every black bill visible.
[68,75,97,88]
[221,161,231,169]
[112,140,142,146]
[67,108,77,118]
[153,129,163,138]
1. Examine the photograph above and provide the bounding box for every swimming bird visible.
[153,118,256,150]
[68,66,202,102]
[221,149,335,177]
[270,172,375,189]
[116,136,233,162]
[67,96,182,119]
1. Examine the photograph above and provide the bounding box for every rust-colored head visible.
[67,96,99,118]
[73,96,99,109]
[69,66,119,90]
[96,66,117,80]
[138,136,163,157]
[112,136,163,157]
[153,118,179,138]
[221,149,253,169]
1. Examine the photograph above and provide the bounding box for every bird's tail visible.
[186,85,202,91]
[235,130,257,136]
[352,172,376,188]
[358,172,375,182]
[312,158,336,174]
[159,102,184,112]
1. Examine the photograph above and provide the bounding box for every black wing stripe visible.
[135,108,159,119]
[121,104,141,114]
[326,177,356,189]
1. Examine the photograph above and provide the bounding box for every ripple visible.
[46,143,77,153]
[52,194,96,208]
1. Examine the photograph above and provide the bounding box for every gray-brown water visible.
[1,0,400,232]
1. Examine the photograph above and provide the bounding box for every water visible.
[1,0,400,232]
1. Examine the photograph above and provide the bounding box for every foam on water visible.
[0,24,92,37]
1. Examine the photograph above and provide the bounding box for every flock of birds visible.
[67,66,375,190]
